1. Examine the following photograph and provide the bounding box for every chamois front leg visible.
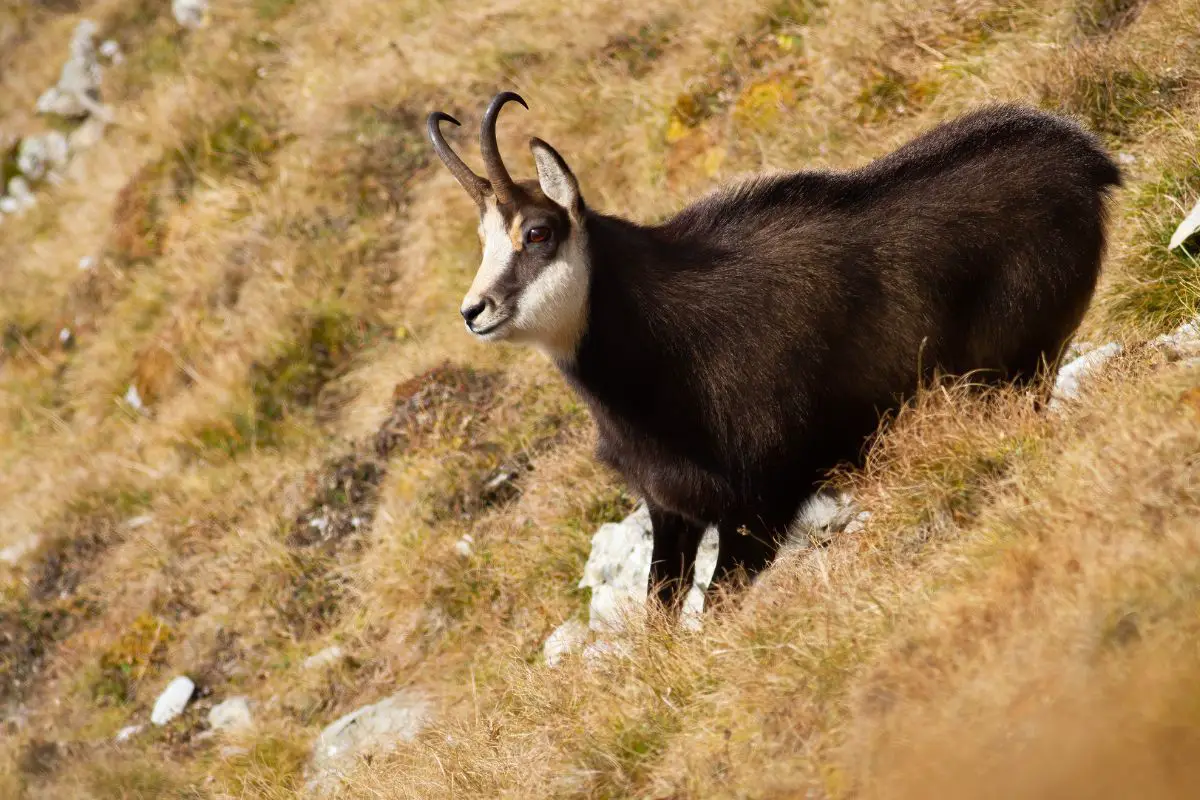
[707,518,783,607]
[647,504,706,615]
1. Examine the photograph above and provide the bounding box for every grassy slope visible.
[1,0,1199,797]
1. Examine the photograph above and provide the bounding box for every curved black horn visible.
[480,92,528,204]
[427,111,490,207]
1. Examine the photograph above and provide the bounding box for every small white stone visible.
[543,619,587,667]
[208,697,252,732]
[99,39,124,64]
[58,328,72,344]
[1117,152,1136,165]
[0,534,41,566]
[1051,342,1123,405]
[6,177,36,213]
[114,724,143,742]
[17,138,48,181]
[303,645,345,670]
[78,256,94,271]
[124,384,144,411]
[844,510,871,536]
[454,534,474,558]
[172,0,210,29]
[125,515,154,530]
[150,676,195,726]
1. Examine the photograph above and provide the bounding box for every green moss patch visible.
[92,613,174,705]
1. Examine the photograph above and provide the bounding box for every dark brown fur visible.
[556,104,1120,609]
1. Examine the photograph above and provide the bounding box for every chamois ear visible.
[530,137,582,218]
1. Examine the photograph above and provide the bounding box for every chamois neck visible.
[555,212,707,426]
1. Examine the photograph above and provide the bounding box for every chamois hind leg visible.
[706,518,783,608]
[647,504,706,615]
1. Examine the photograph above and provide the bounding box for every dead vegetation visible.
[2,0,1200,797]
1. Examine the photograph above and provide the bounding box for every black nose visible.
[461,299,488,325]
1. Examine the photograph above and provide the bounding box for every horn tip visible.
[428,111,462,128]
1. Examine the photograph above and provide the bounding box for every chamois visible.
[426,92,1120,612]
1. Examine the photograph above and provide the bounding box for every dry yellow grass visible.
[2,0,1200,797]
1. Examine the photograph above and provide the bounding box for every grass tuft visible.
[1074,0,1147,35]
[1106,158,1200,333]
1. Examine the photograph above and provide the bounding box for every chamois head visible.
[427,92,589,358]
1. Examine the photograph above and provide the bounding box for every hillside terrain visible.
[1,0,1199,797]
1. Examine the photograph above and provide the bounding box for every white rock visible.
[1150,316,1200,361]
[790,490,860,545]
[454,534,474,558]
[1116,152,1136,166]
[124,384,144,412]
[208,696,252,732]
[6,177,36,213]
[36,20,104,120]
[543,619,587,667]
[125,514,154,530]
[308,690,430,795]
[78,256,94,271]
[0,534,41,566]
[844,510,871,536]
[114,724,143,742]
[17,138,47,180]
[99,39,124,64]
[1051,342,1123,405]
[680,527,719,625]
[173,0,210,29]
[303,645,345,670]
[150,676,195,726]
[1169,198,1200,251]
[578,504,656,633]
[582,638,631,664]
[17,131,70,181]
[58,328,72,345]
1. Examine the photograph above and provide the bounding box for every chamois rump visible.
[426,92,1120,613]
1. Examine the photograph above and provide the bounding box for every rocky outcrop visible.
[35,21,106,121]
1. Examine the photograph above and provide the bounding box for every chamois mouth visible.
[467,314,513,339]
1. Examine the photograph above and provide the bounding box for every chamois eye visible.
[526,226,552,245]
